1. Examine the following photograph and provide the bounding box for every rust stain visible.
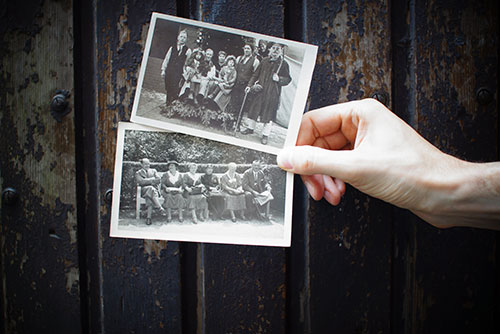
[317,0,391,104]
[117,4,131,48]
[143,239,168,262]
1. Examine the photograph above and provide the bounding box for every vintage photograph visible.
[131,13,318,155]
[110,122,293,247]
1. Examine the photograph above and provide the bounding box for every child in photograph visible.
[179,49,204,102]
[208,55,237,112]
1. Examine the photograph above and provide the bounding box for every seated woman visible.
[160,161,186,223]
[220,162,246,222]
[200,165,221,219]
[207,55,237,113]
[183,163,209,223]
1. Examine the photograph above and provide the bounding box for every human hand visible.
[272,73,279,82]
[161,70,165,78]
[276,99,488,228]
[251,84,263,93]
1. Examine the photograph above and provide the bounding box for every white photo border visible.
[110,122,293,247]
[130,12,318,155]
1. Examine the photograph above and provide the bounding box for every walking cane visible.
[233,89,249,134]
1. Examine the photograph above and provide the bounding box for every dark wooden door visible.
[1,0,498,333]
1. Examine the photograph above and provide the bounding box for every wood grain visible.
[0,0,80,332]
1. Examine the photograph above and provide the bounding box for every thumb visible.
[277,146,357,182]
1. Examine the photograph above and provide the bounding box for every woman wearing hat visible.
[183,163,209,223]
[160,161,186,222]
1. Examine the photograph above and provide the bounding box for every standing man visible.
[161,29,192,105]
[135,158,167,225]
[242,160,273,220]
[229,44,260,125]
[241,43,292,145]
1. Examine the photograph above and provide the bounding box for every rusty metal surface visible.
[303,1,393,332]
[0,0,81,332]
[392,0,499,333]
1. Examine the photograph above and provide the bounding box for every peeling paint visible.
[143,239,168,262]
[65,267,79,295]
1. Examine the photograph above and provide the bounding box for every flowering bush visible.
[162,100,235,130]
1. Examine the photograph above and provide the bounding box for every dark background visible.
[0,0,498,333]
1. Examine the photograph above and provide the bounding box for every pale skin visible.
[277,99,500,230]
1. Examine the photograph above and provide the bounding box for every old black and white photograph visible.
[130,13,317,155]
[110,122,293,247]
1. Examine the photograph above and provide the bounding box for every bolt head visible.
[51,94,68,112]
[2,187,19,206]
[476,87,493,106]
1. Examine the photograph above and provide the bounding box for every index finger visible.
[297,102,359,149]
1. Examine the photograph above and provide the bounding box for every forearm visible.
[413,160,500,230]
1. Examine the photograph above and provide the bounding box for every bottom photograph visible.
[110,122,293,247]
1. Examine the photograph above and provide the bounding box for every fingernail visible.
[303,180,316,199]
[277,149,293,170]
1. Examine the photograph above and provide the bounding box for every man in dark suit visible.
[135,158,166,225]
[161,29,192,105]
[242,160,274,220]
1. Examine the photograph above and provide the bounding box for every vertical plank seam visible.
[198,244,206,334]
[408,0,417,129]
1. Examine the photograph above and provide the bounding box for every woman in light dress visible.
[160,161,186,223]
[183,163,209,223]
[220,162,246,222]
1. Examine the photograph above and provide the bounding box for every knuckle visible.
[295,150,316,174]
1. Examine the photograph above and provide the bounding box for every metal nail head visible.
[476,87,493,106]
[50,89,71,122]
[2,187,19,206]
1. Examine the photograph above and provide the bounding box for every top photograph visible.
[131,13,318,155]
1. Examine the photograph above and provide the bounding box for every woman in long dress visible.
[183,163,208,223]
[160,161,186,223]
[220,162,246,222]
[200,165,221,219]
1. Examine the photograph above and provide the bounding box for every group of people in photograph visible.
[135,158,274,226]
[160,29,292,145]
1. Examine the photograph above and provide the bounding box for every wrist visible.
[413,159,500,230]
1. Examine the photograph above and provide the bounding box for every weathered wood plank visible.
[304,0,393,332]
[91,1,183,332]
[392,0,499,332]
[198,1,287,333]
[0,0,81,332]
